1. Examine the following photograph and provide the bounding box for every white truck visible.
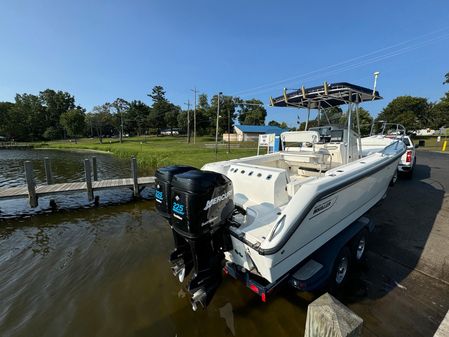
[396,135,417,178]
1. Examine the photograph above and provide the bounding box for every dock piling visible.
[0,157,155,207]
[84,159,94,201]
[131,157,139,197]
[44,157,53,185]
[92,156,98,181]
[305,292,363,337]
[24,161,38,207]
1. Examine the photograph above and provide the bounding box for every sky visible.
[1,0,449,127]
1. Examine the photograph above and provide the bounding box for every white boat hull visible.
[205,142,405,283]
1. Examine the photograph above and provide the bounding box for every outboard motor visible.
[169,170,234,310]
[155,165,197,282]
[154,165,196,218]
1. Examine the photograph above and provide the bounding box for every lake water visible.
[0,149,310,337]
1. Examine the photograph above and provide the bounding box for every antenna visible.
[372,71,380,98]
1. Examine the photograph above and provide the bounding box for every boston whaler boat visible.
[155,82,406,310]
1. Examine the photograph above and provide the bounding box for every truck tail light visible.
[406,151,412,163]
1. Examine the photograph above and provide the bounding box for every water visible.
[0,149,153,218]
[0,149,309,337]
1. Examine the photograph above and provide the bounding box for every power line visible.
[231,26,449,98]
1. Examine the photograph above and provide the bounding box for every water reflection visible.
[0,149,340,337]
[0,201,309,337]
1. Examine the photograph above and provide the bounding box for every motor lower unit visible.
[155,166,234,310]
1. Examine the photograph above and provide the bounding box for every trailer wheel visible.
[351,229,368,264]
[330,246,351,289]
[389,171,398,186]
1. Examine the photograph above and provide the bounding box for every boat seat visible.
[286,176,316,197]
[282,150,332,172]
[227,163,289,208]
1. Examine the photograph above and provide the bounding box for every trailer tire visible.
[329,246,351,290]
[389,171,398,186]
[351,229,368,264]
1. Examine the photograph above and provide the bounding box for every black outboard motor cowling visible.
[170,170,234,310]
[154,165,196,218]
[155,165,197,281]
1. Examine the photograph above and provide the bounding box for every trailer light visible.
[223,266,228,275]
[261,292,266,302]
[249,284,259,294]
[406,150,412,163]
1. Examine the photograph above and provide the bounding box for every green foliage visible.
[376,96,431,131]
[38,136,258,172]
[60,108,86,141]
[356,107,374,135]
[13,93,46,141]
[210,95,236,134]
[126,100,151,135]
[298,106,373,135]
[444,72,449,85]
[268,120,288,128]
[164,108,180,133]
[40,89,76,139]
[235,98,266,125]
[43,126,60,140]
[148,86,177,131]
[148,85,167,103]
[431,100,449,129]
[0,102,15,138]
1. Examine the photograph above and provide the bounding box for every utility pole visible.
[191,88,198,144]
[120,110,124,144]
[184,100,191,143]
[215,92,222,155]
[227,95,231,154]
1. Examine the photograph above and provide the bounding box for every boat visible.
[360,122,407,156]
[155,82,406,310]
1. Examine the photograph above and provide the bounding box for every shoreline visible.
[35,147,113,154]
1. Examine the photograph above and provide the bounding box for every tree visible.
[430,101,449,129]
[60,108,86,143]
[13,93,45,141]
[210,95,236,135]
[444,72,449,85]
[89,104,115,143]
[148,85,167,103]
[268,120,288,129]
[235,98,266,125]
[376,96,431,131]
[39,89,76,139]
[147,85,176,135]
[356,107,374,135]
[126,100,151,136]
[0,102,15,139]
[195,94,212,136]
[164,107,180,135]
[111,98,130,143]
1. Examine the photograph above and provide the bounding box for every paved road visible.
[340,151,449,337]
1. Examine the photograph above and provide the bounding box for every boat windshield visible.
[309,126,344,143]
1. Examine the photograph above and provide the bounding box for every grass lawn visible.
[35,136,258,174]
[412,136,449,152]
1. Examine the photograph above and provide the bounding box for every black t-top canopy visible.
[270,82,382,109]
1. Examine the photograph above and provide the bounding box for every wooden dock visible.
[0,177,155,200]
[0,157,155,208]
